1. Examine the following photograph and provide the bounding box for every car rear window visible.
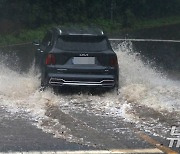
[55,35,109,51]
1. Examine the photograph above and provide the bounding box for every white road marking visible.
[0,148,164,154]
[109,38,180,43]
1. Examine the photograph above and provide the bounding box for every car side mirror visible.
[33,40,40,46]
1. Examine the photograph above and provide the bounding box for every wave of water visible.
[0,41,179,145]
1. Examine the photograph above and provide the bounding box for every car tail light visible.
[110,56,118,67]
[46,54,56,65]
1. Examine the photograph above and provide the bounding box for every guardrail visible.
[0,39,180,48]
[109,38,180,43]
[0,42,32,48]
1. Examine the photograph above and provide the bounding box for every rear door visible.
[54,35,114,65]
[48,35,117,75]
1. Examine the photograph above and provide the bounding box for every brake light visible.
[110,57,118,67]
[46,54,56,65]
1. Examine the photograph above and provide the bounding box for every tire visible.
[113,81,119,94]
[53,86,59,94]
[40,71,49,90]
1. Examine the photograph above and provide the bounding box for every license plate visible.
[73,57,95,64]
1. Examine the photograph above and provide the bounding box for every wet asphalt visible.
[0,42,179,153]
[0,104,167,152]
[0,108,92,152]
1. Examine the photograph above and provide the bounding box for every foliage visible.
[0,0,180,45]
[0,0,180,31]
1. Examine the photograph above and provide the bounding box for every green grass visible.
[0,26,48,46]
[0,16,180,46]
[135,16,180,29]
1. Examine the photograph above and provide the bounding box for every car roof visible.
[52,26,104,36]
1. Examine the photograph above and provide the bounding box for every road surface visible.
[0,41,179,153]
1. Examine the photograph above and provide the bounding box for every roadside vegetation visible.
[0,0,180,46]
[1,15,180,46]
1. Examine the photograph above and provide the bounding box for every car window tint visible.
[56,35,109,51]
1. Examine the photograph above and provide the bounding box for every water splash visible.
[0,41,179,144]
[115,41,180,112]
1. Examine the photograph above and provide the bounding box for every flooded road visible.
[0,41,179,153]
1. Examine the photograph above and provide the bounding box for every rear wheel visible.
[114,85,119,94]
[113,80,119,94]
[52,86,59,94]
[40,72,49,90]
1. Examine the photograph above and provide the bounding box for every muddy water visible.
[0,41,179,148]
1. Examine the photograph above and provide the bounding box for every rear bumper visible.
[49,78,115,87]
[47,73,116,87]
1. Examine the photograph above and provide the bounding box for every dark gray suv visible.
[34,26,119,90]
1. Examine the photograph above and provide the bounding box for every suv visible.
[34,26,119,90]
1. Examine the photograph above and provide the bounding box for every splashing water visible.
[116,41,180,112]
[0,41,179,144]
